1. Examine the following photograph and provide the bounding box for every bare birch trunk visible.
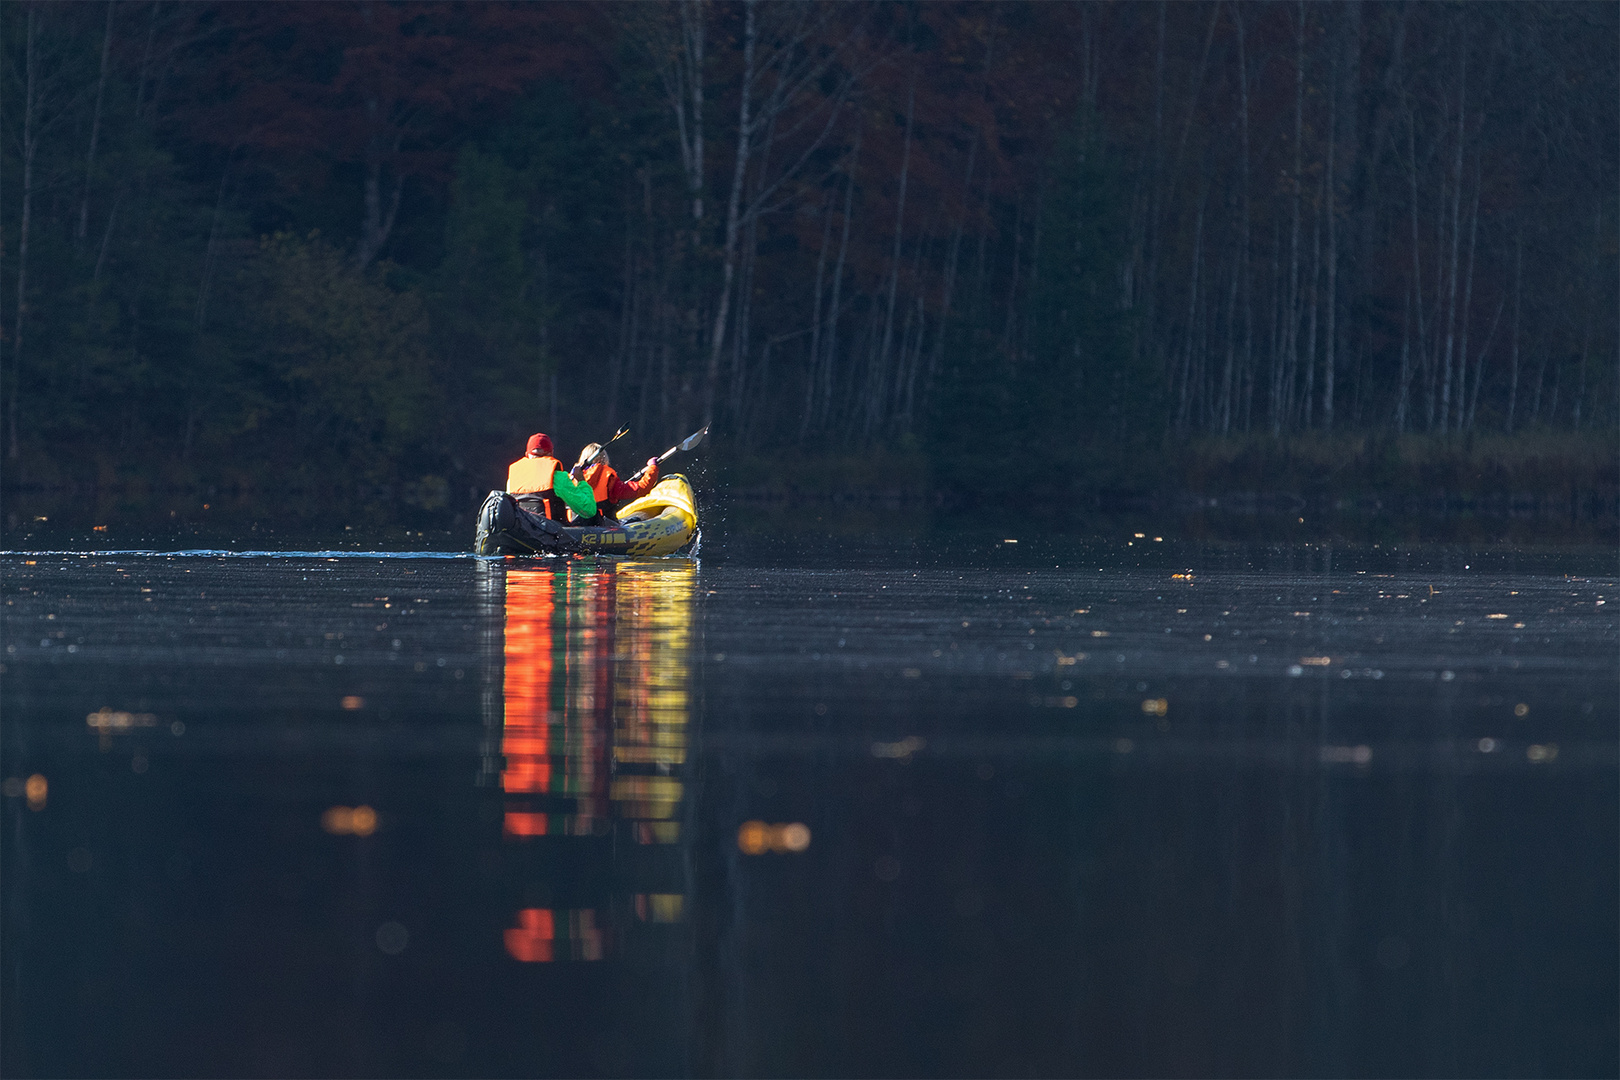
[1019,185,1043,373]
[702,0,756,428]
[926,131,976,416]
[645,0,706,227]
[897,205,934,427]
[1219,251,1238,435]
[1230,4,1253,436]
[356,137,404,270]
[847,300,882,440]
[1438,48,1466,434]
[1177,187,1206,432]
[1466,294,1504,431]
[77,0,116,248]
[1573,319,1590,429]
[1505,233,1523,432]
[729,107,776,427]
[1279,1,1306,435]
[1301,172,1322,429]
[1000,202,1023,369]
[91,2,160,288]
[684,0,705,225]
[802,194,834,440]
[730,211,757,425]
[9,4,40,460]
[1453,158,1481,432]
[871,64,917,436]
[820,130,859,431]
[1529,345,1548,426]
[969,161,994,326]
[91,194,120,287]
[1269,219,1284,432]
[1395,279,1412,431]
[1142,1,1167,374]
[1322,63,1339,431]
[194,162,231,331]
[132,1,159,119]
[1405,111,1433,432]
[901,292,926,427]
[1546,355,1560,425]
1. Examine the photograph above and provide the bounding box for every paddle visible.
[630,426,708,482]
[575,427,629,473]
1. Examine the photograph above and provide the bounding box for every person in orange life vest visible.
[506,433,596,520]
[567,443,660,524]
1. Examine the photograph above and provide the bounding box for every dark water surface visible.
[2,536,1615,1077]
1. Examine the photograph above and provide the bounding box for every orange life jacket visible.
[507,455,561,495]
[581,462,617,503]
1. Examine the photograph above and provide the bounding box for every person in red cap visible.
[506,433,596,520]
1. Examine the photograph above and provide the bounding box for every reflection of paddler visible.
[500,569,555,832]
[495,561,696,962]
[501,565,616,838]
[610,564,694,843]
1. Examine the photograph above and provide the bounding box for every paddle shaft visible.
[576,427,629,474]
[630,426,707,483]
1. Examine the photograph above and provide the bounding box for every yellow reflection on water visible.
[490,560,696,960]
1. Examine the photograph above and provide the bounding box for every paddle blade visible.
[679,426,709,451]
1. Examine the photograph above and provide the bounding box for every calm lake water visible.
[2,532,1615,1077]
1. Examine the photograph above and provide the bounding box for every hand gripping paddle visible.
[578,427,630,471]
[631,426,708,482]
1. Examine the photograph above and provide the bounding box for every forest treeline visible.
[2,1,1615,503]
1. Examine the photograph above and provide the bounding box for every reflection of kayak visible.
[475,474,699,557]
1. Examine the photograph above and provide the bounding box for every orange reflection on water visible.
[505,907,555,962]
[495,561,696,959]
[321,804,377,836]
[501,573,555,802]
[502,810,548,837]
[499,564,694,842]
[504,907,608,963]
[737,820,812,855]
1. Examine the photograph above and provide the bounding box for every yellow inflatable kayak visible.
[475,474,698,557]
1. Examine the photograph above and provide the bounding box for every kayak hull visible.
[475,474,698,558]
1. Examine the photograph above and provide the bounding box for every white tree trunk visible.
[1322,60,1339,430]
[9,4,40,460]
[1279,1,1306,435]
[820,130,859,432]
[1395,280,1413,431]
[77,0,116,247]
[1438,49,1467,434]
[1505,233,1523,432]
[802,193,834,439]
[1453,160,1481,431]
[1301,171,1322,429]
[871,64,916,436]
[702,0,755,428]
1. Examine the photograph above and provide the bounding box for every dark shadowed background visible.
[0,1,1615,537]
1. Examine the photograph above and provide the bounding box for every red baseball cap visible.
[526,433,552,456]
